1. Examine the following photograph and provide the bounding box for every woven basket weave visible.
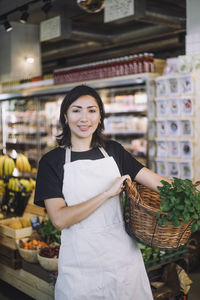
[124,180,194,250]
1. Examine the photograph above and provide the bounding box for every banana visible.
[16,153,31,173]
[0,179,6,194]
[0,155,6,177]
[0,155,15,177]
[4,156,15,176]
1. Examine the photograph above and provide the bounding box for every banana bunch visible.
[0,155,15,177]
[8,177,20,192]
[8,177,36,193]
[0,179,6,194]
[19,178,32,192]
[16,153,31,173]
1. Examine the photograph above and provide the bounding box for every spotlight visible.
[3,20,13,32]
[20,11,29,24]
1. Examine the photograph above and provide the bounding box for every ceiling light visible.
[3,20,13,32]
[20,11,29,24]
[25,57,35,64]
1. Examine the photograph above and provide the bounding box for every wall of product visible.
[148,54,200,182]
[0,74,156,167]
[1,96,63,167]
[99,86,148,164]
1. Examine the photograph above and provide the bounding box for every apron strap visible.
[65,147,109,163]
[99,147,109,157]
[65,147,71,163]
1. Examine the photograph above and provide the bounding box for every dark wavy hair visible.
[56,85,106,148]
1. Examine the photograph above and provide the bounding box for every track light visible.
[20,11,29,24]
[3,20,13,32]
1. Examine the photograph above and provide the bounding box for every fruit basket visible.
[37,245,60,271]
[16,238,38,263]
[16,238,48,263]
[124,179,200,250]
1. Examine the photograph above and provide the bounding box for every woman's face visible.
[66,95,101,143]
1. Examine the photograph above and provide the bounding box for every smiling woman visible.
[34,84,171,300]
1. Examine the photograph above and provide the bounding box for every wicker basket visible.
[124,180,195,250]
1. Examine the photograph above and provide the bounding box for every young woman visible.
[34,85,170,300]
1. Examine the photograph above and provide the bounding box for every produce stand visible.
[0,262,54,300]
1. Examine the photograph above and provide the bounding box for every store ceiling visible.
[0,0,186,74]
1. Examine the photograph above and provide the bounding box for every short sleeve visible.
[34,156,64,207]
[119,144,144,180]
[105,140,144,180]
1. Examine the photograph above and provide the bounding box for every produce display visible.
[156,177,200,232]
[5,217,31,229]
[19,239,48,250]
[0,152,36,216]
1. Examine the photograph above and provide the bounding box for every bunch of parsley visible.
[156,177,200,232]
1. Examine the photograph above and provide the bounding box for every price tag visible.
[30,216,41,230]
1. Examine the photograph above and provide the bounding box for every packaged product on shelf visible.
[168,141,180,158]
[155,77,168,97]
[156,121,167,137]
[181,141,193,158]
[181,120,193,136]
[181,97,194,115]
[180,162,193,179]
[167,77,181,96]
[156,161,168,176]
[180,75,194,95]
[168,120,180,136]
[156,99,168,116]
[168,98,180,116]
[156,141,168,157]
[168,161,180,177]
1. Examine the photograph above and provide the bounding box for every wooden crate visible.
[0,235,22,269]
[0,217,33,239]
[22,260,56,283]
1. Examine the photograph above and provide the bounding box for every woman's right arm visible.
[44,174,130,230]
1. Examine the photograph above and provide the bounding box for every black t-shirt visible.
[34,140,144,207]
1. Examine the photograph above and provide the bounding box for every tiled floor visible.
[0,267,199,300]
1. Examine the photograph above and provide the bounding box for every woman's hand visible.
[105,175,131,199]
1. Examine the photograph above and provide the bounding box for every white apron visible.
[55,147,153,300]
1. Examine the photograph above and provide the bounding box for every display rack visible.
[0,73,157,166]
[148,72,200,182]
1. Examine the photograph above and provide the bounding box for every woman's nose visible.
[80,110,88,121]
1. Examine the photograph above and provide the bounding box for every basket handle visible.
[124,179,142,204]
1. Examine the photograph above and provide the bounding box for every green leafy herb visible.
[38,218,61,244]
[157,177,200,233]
